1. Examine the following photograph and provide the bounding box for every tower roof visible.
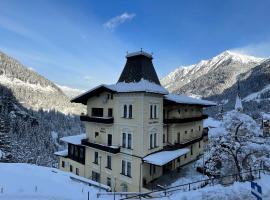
[117,51,161,85]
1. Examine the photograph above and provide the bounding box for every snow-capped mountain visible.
[0,51,84,114]
[161,51,263,96]
[56,84,85,98]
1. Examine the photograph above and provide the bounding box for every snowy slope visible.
[0,163,103,200]
[161,51,263,96]
[56,84,85,98]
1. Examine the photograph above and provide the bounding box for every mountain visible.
[56,84,85,98]
[0,51,84,115]
[161,51,270,115]
[161,51,263,97]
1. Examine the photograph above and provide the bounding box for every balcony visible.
[164,135,204,150]
[80,115,114,124]
[81,139,120,154]
[164,114,208,124]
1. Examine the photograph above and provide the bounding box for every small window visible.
[177,157,180,163]
[185,109,188,112]
[94,152,98,164]
[108,108,113,117]
[150,134,153,149]
[184,154,187,159]
[163,134,165,143]
[107,134,112,146]
[150,105,153,119]
[107,155,112,169]
[199,141,201,148]
[75,146,79,157]
[76,168,79,175]
[199,126,201,131]
[95,132,99,138]
[177,132,180,143]
[70,145,74,156]
[121,160,126,174]
[127,133,132,149]
[79,147,84,160]
[107,177,111,187]
[70,165,73,172]
[107,94,110,100]
[127,162,131,177]
[153,165,156,174]
[123,105,127,118]
[111,94,113,99]
[191,145,193,155]
[191,129,193,133]
[154,133,157,147]
[185,131,187,134]
[154,105,157,118]
[61,161,65,168]
[122,133,126,148]
[128,105,132,118]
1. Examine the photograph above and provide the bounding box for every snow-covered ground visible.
[0,163,102,200]
[0,163,269,199]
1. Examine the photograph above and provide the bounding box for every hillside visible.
[0,51,84,115]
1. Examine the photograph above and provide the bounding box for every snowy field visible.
[0,163,269,200]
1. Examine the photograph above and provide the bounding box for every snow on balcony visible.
[60,134,86,145]
[54,149,68,157]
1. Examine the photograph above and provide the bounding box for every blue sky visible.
[1,0,270,90]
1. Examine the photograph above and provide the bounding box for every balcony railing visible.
[164,135,204,150]
[80,115,114,124]
[81,139,120,154]
[163,114,208,124]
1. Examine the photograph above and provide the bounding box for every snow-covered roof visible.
[143,148,190,166]
[72,79,169,104]
[54,149,68,157]
[60,134,86,145]
[165,94,216,106]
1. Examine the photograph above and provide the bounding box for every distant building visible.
[55,51,216,192]
[262,113,270,137]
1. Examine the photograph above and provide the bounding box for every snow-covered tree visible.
[203,110,270,181]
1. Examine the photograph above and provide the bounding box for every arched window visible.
[129,105,132,118]
[123,105,127,118]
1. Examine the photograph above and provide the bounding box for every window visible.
[121,160,131,177]
[121,160,126,174]
[107,134,112,146]
[177,132,180,143]
[177,157,180,163]
[150,134,153,149]
[199,141,201,148]
[191,129,193,133]
[107,94,110,100]
[185,109,188,112]
[61,161,65,168]
[199,126,201,131]
[111,94,113,99]
[163,134,165,143]
[94,152,98,164]
[79,148,84,160]
[127,162,131,177]
[108,108,113,117]
[128,105,132,118]
[95,132,99,138]
[107,177,111,187]
[122,133,126,148]
[153,165,156,174]
[184,154,187,159]
[75,146,79,157]
[70,165,73,172]
[191,145,193,155]
[127,133,132,149]
[185,131,187,134]
[150,104,158,119]
[92,171,100,182]
[107,155,112,169]
[70,145,74,156]
[150,105,153,119]
[76,168,79,175]
[123,105,127,118]
[92,108,103,117]
[154,133,157,147]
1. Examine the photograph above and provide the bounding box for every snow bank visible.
[54,149,68,156]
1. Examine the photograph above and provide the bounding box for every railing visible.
[80,115,114,124]
[81,139,120,154]
[164,115,208,124]
[114,168,267,200]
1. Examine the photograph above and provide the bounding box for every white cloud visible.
[231,41,270,58]
[84,75,93,82]
[103,12,136,31]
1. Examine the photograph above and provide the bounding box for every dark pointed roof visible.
[117,51,161,85]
